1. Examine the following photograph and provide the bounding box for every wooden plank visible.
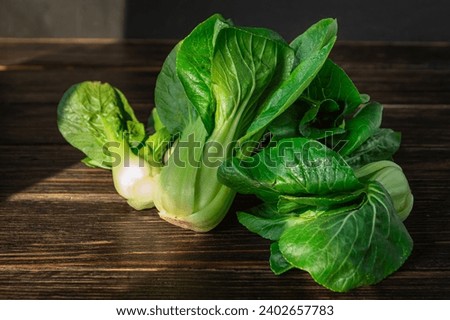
[0,192,448,299]
[0,40,176,68]
[0,269,448,299]
[2,40,450,70]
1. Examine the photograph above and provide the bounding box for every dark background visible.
[1,0,450,41]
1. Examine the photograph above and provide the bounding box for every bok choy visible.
[57,14,414,292]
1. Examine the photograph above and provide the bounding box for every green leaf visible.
[126,120,146,148]
[302,59,363,115]
[239,19,337,143]
[144,127,171,165]
[344,128,401,168]
[237,201,321,241]
[240,26,288,45]
[268,59,365,141]
[81,157,110,170]
[278,182,413,292]
[337,102,383,156]
[238,211,289,241]
[57,81,145,169]
[211,27,283,139]
[219,137,362,201]
[237,27,296,119]
[154,43,197,135]
[290,18,338,64]
[176,14,231,134]
[237,210,295,241]
[270,242,294,275]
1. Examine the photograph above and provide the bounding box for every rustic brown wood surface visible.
[0,39,449,299]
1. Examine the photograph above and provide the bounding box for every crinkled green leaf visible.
[355,161,414,221]
[237,201,322,241]
[237,211,296,241]
[57,81,145,169]
[267,102,306,140]
[337,102,383,156]
[296,59,364,139]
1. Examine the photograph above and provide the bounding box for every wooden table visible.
[0,39,449,299]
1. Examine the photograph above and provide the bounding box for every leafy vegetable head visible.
[150,16,337,231]
[57,81,162,210]
[57,81,146,168]
[226,139,414,292]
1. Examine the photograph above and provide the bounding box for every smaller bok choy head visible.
[355,160,414,221]
[57,81,165,210]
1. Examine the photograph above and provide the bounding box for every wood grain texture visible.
[0,40,449,299]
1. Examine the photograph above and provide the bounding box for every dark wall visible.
[1,0,449,41]
[125,0,450,41]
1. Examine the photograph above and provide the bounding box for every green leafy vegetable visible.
[302,59,365,116]
[57,14,414,292]
[57,81,159,210]
[57,82,144,167]
[230,156,413,292]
